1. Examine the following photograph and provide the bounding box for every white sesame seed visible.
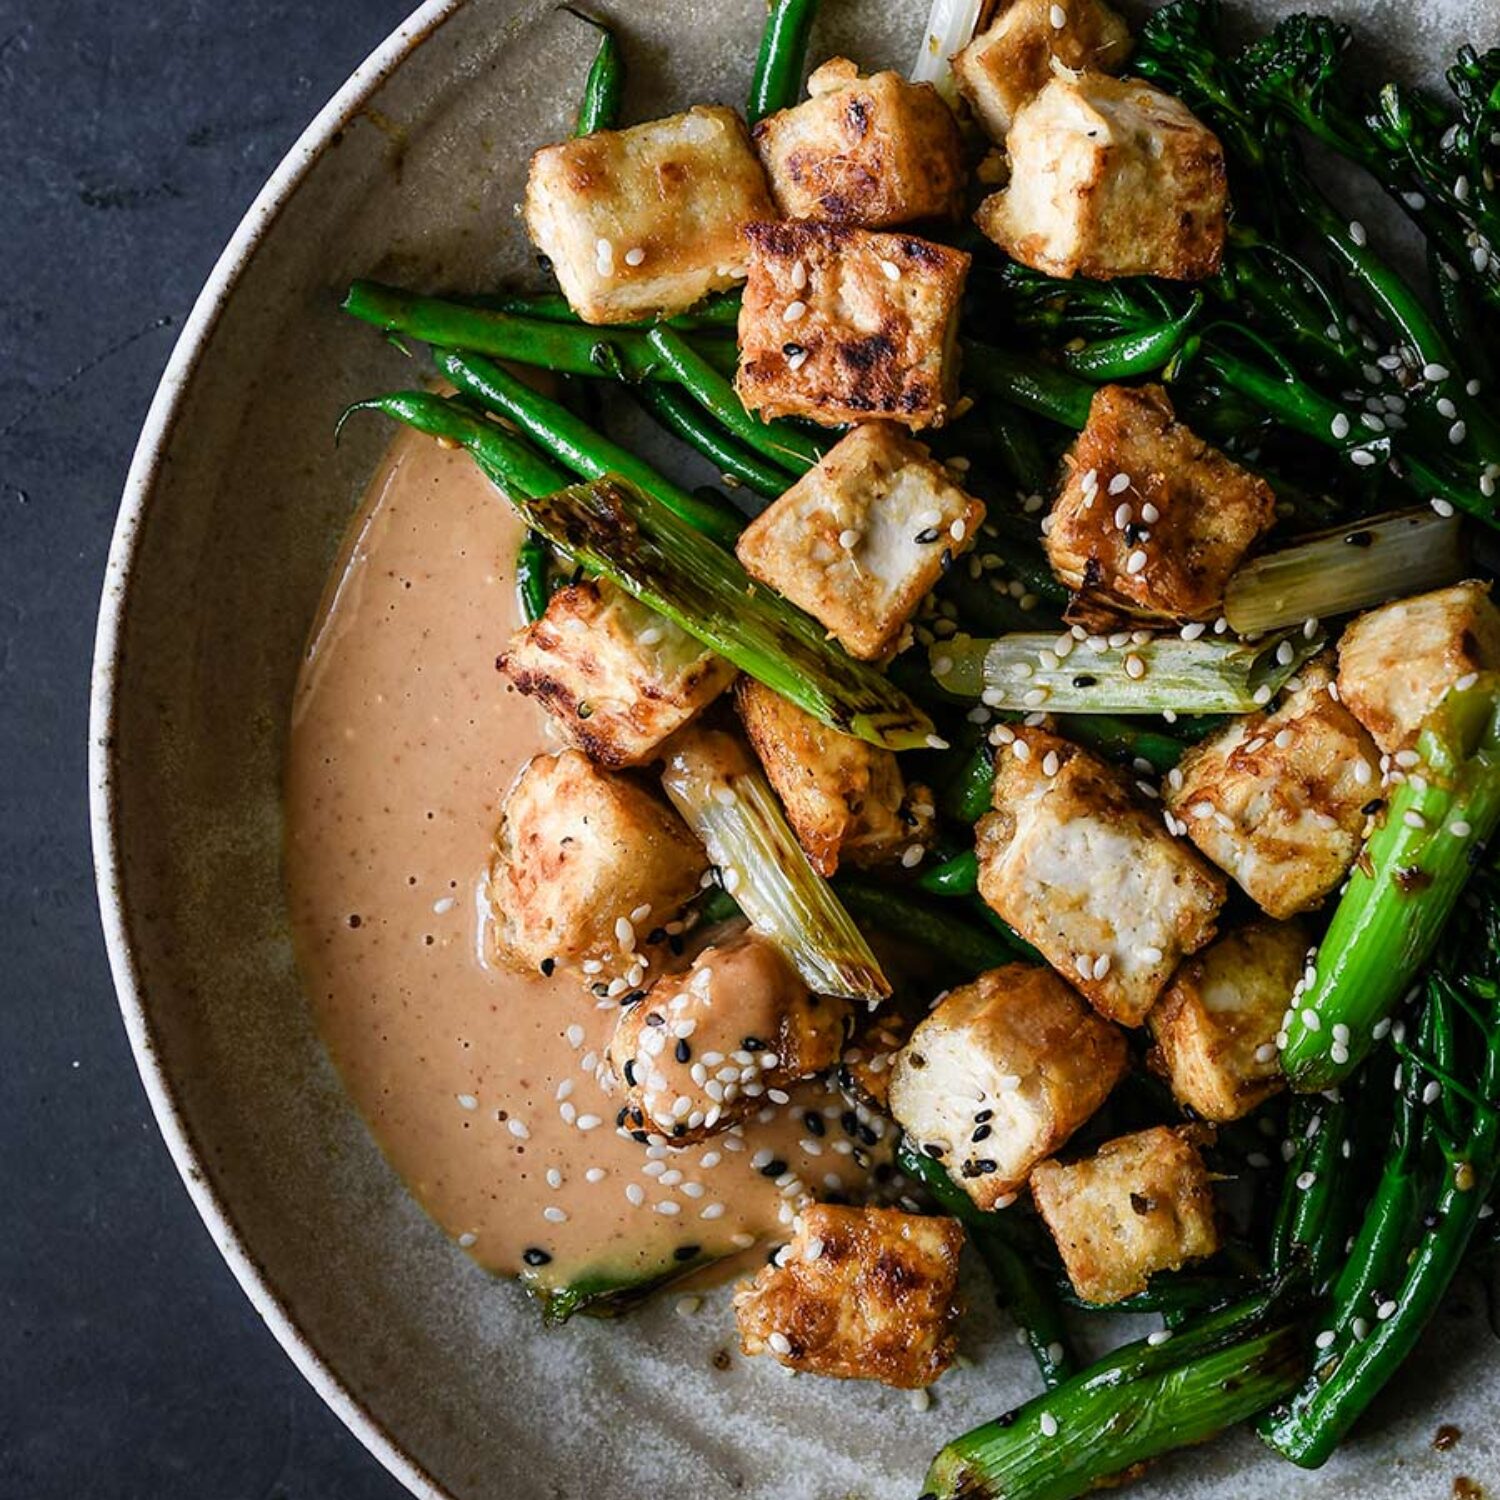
[768,1331,792,1355]
[1302,1008,1321,1031]
[1315,1329,1337,1350]
[791,260,808,290]
[1423,1081,1442,1105]
[1296,1170,1317,1191]
[1253,685,1273,705]
[1254,1042,1278,1064]
[543,1205,568,1223]
[1126,549,1148,575]
[1124,653,1146,680]
[837,527,860,551]
[1042,750,1060,778]
[457,1093,479,1112]
[1039,1411,1059,1437]
[1092,953,1111,981]
[1352,1316,1370,1340]
[783,300,807,323]
[1330,413,1351,440]
[1108,472,1131,495]
[1458,672,1480,691]
[1147,1329,1173,1347]
[1349,221,1367,246]
[1350,448,1377,467]
[1113,502,1132,529]
[507,1117,530,1139]
[655,1200,681,1216]
[1402,809,1427,830]
[1376,1299,1398,1321]
[901,843,925,868]
[880,258,901,281]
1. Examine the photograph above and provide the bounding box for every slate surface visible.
[0,3,413,1493]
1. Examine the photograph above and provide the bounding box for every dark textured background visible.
[0,2,412,1493]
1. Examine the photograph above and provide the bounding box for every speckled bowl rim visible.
[88,5,466,1495]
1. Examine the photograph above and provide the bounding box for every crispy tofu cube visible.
[1045,384,1277,624]
[497,580,736,768]
[735,677,935,874]
[752,57,964,228]
[888,964,1128,1208]
[487,749,706,977]
[1149,921,1304,1122]
[735,219,970,430]
[604,932,849,1144]
[1031,1126,1219,1305]
[977,729,1226,1026]
[735,424,984,660]
[1166,660,1380,918]
[953,0,1133,143]
[524,106,776,325]
[975,72,1227,281]
[733,1204,963,1387]
[1336,581,1500,753]
[838,1009,915,1114]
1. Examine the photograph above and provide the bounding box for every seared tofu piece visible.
[604,932,849,1144]
[1031,1126,1220,1305]
[752,57,963,228]
[487,749,706,977]
[1336,581,1500,753]
[976,72,1226,281]
[1166,660,1380,918]
[524,106,776,325]
[1149,921,1304,1122]
[734,1204,963,1387]
[1044,384,1277,624]
[735,219,970,430]
[735,424,984,661]
[953,0,1133,143]
[498,580,736,767]
[888,965,1127,1208]
[735,677,935,874]
[976,729,1225,1026]
[838,1009,915,1114]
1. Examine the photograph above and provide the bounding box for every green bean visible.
[916,849,979,896]
[962,340,1096,430]
[472,287,743,332]
[342,280,738,381]
[1054,714,1189,775]
[747,0,820,124]
[833,876,1032,975]
[644,325,829,471]
[1059,295,1203,381]
[627,380,794,502]
[516,532,552,622]
[565,8,624,136]
[939,742,996,823]
[434,348,744,548]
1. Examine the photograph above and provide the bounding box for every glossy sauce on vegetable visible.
[284,428,883,1301]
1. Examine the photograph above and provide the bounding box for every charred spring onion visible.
[910,0,984,104]
[1223,509,1467,635]
[931,628,1325,715]
[661,728,889,1003]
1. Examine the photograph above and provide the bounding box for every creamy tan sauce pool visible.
[285,429,883,1300]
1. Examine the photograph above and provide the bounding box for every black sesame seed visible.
[939,548,954,574]
[971,1123,993,1143]
[591,982,610,997]
[914,527,941,544]
[615,1107,629,1128]
[803,1111,826,1137]
[646,1012,666,1027]
[646,927,667,944]
[872,1161,895,1185]
[631,1130,651,1144]
[669,935,686,955]
[1361,798,1386,816]
[923,1141,947,1160]
[1344,529,1374,548]
[522,1247,553,1267]
[672,1123,687,1137]
[1123,522,1144,545]
[539,957,556,977]
[623,989,646,1006]
[840,1109,860,1138]
[675,1039,692,1063]
[782,341,806,358]
[1073,674,1098,688]
[858,1123,878,1146]
[759,1157,789,1178]
[742,1036,767,1050]
[576,701,594,720]
[623,1059,638,1087]
[673,1243,702,1263]
[974,1108,993,1124]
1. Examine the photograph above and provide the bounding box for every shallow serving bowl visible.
[90,1,1500,1495]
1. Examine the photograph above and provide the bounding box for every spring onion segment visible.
[922,1292,1305,1500]
[910,0,983,103]
[932,629,1325,714]
[526,477,934,750]
[1224,509,1467,635]
[1281,681,1500,1090]
[661,729,889,1003]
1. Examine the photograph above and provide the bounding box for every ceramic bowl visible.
[91,2,1500,1495]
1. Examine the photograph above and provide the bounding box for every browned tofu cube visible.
[1336,581,1500,753]
[498,579,736,767]
[524,106,776,325]
[733,1204,964,1387]
[603,931,849,1144]
[735,219,970,430]
[735,677,934,874]
[976,729,1226,1026]
[1166,660,1380,918]
[953,0,1133,142]
[888,964,1127,1208]
[1044,384,1277,625]
[1030,1126,1220,1305]
[752,57,964,228]
[838,1008,915,1114]
[735,423,984,661]
[1148,921,1305,1122]
[487,749,705,978]
[976,72,1226,281]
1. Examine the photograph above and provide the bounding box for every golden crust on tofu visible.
[735,219,970,430]
[1336,581,1500,753]
[1149,921,1303,1122]
[486,749,706,977]
[733,1204,964,1387]
[888,964,1128,1208]
[976,72,1226,282]
[498,580,736,767]
[734,424,984,661]
[953,0,1133,143]
[977,729,1226,1027]
[752,57,964,228]
[1030,1126,1220,1305]
[735,677,935,874]
[603,931,849,1144]
[1045,384,1278,625]
[1166,660,1380,918]
[524,106,776,325]
[838,1008,915,1113]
